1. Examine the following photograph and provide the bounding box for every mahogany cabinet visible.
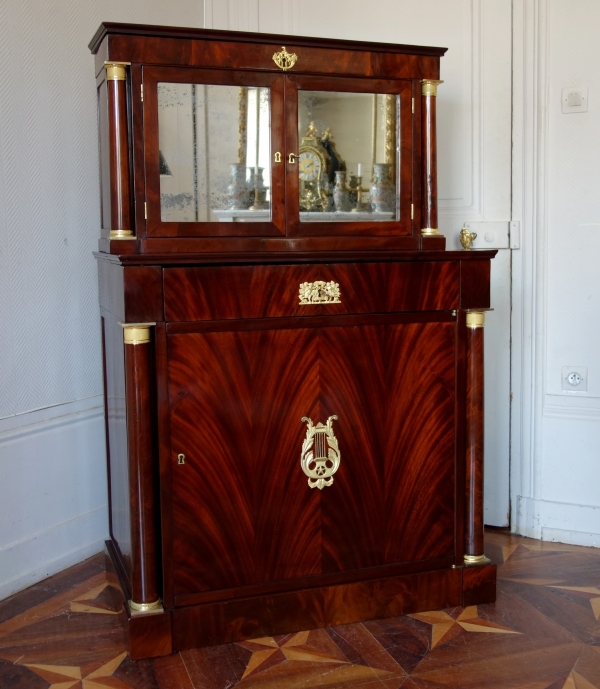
[91,22,497,660]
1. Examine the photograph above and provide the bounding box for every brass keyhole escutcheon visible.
[177,453,186,465]
[288,153,297,164]
[274,151,282,163]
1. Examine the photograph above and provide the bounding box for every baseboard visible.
[0,525,106,601]
[0,397,109,600]
[515,496,600,547]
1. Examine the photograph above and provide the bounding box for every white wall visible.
[512,0,600,546]
[0,0,204,600]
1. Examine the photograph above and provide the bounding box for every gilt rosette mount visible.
[299,281,341,305]
[300,416,341,490]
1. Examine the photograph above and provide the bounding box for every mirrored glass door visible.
[158,85,271,222]
[285,75,412,237]
[297,91,399,222]
[144,68,284,237]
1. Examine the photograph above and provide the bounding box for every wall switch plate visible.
[562,86,588,113]
[561,366,588,392]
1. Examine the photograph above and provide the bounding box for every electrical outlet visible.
[562,86,588,114]
[561,366,588,392]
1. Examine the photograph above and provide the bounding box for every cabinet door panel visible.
[319,325,386,572]
[319,322,456,573]
[251,329,322,583]
[169,320,456,596]
[169,329,321,595]
[169,331,256,593]
[382,322,456,563]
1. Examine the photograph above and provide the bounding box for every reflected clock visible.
[298,121,331,212]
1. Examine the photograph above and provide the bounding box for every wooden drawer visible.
[164,262,459,322]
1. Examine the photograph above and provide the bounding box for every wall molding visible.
[438,0,478,214]
[544,403,600,421]
[510,0,550,528]
[0,395,103,443]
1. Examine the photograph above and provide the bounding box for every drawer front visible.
[164,262,459,322]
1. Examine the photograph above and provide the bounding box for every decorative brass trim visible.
[109,229,135,240]
[129,598,163,615]
[237,87,248,165]
[466,312,485,329]
[104,62,131,81]
[274,151,282,163]
[371,94,377,178]
[421,227,441,236]
[464,554,491,566]
[422,79,444,97]
[300,416,341,490]
[299,281,341,305]
[459,227,477,250]
[121,323,156,345]
[384,94,396,181]
[272,46,298,71]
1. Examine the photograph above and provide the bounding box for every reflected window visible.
[158,84,271,222]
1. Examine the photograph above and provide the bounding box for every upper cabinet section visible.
[91,24,447,252]
[90,24,445,79]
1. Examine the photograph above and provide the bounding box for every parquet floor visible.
[2,530,600,688]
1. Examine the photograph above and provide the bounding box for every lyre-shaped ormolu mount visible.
[300,415,341,490]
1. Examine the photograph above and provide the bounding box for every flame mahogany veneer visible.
[92,22,497,660]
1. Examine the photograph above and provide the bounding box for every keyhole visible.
[177,453,186,465]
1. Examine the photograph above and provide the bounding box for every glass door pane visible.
[297,91,399,222]
[158,84,272,223]
[143,67,284,237]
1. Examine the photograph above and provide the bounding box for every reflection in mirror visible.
[158,84,271,222]
[298,91,399,222]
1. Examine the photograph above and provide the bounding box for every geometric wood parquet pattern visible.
[2,530,600,688]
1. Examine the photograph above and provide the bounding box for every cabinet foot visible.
[461,563,497,606]
[105,540,172,660]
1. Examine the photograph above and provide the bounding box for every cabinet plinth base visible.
[106,542,497,659]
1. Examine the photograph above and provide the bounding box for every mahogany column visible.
[464,311,489,565]
[105,62,134,239]
[420,79,443,237]
[122,324,162,613]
